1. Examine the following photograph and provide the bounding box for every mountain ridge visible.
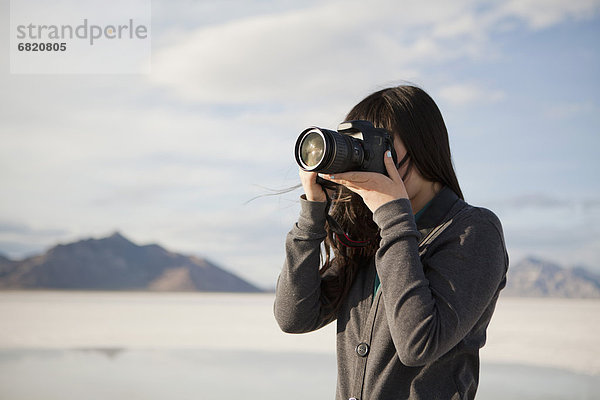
[0,232,261,293]
[503,256,600,298]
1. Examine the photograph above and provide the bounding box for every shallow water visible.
[0,349,598,400]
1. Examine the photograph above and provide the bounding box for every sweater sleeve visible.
[372,198,507,367]
[274,196,337,333]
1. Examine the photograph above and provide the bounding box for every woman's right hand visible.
[299,169,327,202]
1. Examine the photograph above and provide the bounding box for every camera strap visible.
[396,152,410,170]
[324,192,370,248]
[396,152,412,181]
[328,215,370,248]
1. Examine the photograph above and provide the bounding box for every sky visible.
[1,0,599,289]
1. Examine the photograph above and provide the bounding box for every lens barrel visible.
[295,127,364,174]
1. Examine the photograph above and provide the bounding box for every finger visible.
[299,170,327,202]
[320,171,367,185]
[322,172,386,197]
[384,150,403,183]
[299,168,317,178]
[298,169,314,186]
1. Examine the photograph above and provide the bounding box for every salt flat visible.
[0,291,335,354]
[481,297,600,375]
[0,291,598,376]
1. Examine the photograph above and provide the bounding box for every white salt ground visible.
[0,292,598,376]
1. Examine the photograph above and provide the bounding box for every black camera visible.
[295,120,398,175]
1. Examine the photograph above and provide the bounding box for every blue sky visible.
[1,0,599,288]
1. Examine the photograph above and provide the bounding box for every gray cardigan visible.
[274,187,508,400]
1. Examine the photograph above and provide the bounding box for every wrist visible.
[305,192,327,202]
[297,195,329,234]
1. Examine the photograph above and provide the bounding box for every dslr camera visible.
[294,120,398,176]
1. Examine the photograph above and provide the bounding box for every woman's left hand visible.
[319,150,409,213]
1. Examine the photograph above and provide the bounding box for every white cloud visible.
[438,83,505,106]
[496,0,600,29]
[544,102,597,119]
[148,0,480,106]
[148,0,600,110]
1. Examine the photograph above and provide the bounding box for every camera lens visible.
[295,127,364,174]
[299,130,325,168]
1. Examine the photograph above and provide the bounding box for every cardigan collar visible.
[416,186,463,238]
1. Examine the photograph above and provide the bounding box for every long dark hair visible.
[319,85,463,315]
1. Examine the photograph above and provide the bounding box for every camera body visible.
[295,120,398,175]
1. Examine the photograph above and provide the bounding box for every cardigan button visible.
[355,342,369,357]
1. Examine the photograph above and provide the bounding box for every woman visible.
[274,85,508,400]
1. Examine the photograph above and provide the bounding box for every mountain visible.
[0,253,17,276]
[0,232,262,292]
[503,257,600,298]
